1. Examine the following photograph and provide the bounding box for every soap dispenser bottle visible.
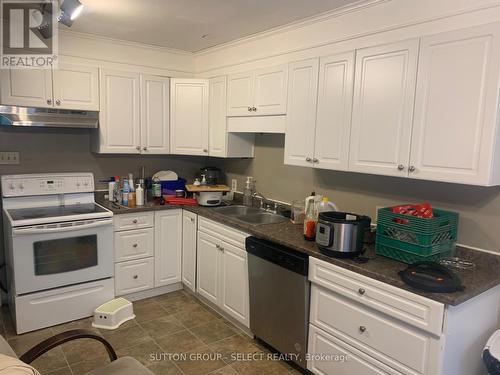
[243,177,254,206]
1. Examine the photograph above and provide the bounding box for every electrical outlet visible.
[0,152,20,165]
[231,179,238,192]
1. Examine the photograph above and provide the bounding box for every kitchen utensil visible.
[164,197,198,206]
[200,167,222,185]
[315,211,371,258]
[439,257,475,270]
[399,261,464,293]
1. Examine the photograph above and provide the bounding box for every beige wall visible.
[212,134,500,254]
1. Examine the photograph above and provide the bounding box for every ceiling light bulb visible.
[59,0,84,27]
[70,3,83,20]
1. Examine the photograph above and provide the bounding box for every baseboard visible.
[120,282,183,302]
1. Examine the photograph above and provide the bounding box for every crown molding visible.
[193,0,391,55]
[59,29,194,56]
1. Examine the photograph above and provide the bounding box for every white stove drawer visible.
[114,228,154,262]
[310,285,440,375]
[115,258,154,295]
[113,212,154,231]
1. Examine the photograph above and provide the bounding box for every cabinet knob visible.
[409,165,416,172]
[190,218,195,223]
[252,107,257,111]
[313,158,319,163]
[358,288,365,295]
[143,147,147,151]
[132,219,138,224]
[55,99,61,106]
[136,146,141,151]
[47,99,52,105]
[220,246,224,252]
[248,107,252,111]
[203,149,208,153]
[359,326,366,333]
[133,243,138,248]
[216,244,220,249]
[133,275,138,279]
[305,157,312,162]
[397,164,405,171]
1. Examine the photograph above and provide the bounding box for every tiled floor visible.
[0,290,303,374]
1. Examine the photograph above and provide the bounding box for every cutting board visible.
[186,184,231,192]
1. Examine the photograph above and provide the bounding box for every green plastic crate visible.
[375,206,458,264]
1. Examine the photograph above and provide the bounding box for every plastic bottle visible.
[127,174,136,207]
[243,177,254,206]
[113,176,121,203]
[136,184,144,206]
[305,191,323,214]
[317,197,338,213]
[304,198,318,241]
[122,178,130,206]
[108,178,116,202]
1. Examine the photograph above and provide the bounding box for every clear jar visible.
[291,200,305,225]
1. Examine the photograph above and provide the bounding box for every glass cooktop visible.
[8,203,108,221]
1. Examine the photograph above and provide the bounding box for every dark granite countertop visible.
[97,196,500,306]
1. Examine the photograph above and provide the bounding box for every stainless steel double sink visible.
[213,205,288,225]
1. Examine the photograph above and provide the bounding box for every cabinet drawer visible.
[309,257,444,336]
[115,258,154,295]
[114,228,154,262]
[198,217,249,248]
[113,212,154,231]
[307,324,401,375]
[310,285,439,375]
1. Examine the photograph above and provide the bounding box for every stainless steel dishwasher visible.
[246,236,310,369]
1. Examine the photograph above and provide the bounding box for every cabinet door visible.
[227,71,254,116]
[0,69,52,107]
[182,211,198,292]
[196,231,220,305]
[140,75,170,154]
[154,210,182,287]
[314,52,355,171]
[410,24,500,185]
[219,241,249,327]
[349,39,419,177]
[170,78,209,156]
[253,64,288,116]
[284,59,319,167]
[52,63,99,110]
[208,76,228,157]
[98,69,140,153]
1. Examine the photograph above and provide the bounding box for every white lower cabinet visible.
[182,210,198,292]
[115,258,155,295]
[155,210,182,287]
[196,217,250,328]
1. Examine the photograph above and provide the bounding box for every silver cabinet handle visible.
[133,275,138,279]
[132,219,138,224]
[313,158,319,163]
[216,244,220,249]
[252,107,257,111]
[136,146,141,151]
[397,164,405,171]
[248,107,252,111]
[409,166,416,172]
[359,326,366,333]
[47,99,52,105]
[133,244,138,248]
[203,149,208,153]
[143,147,147,151]
[358,288,365,295]
[220,246,224,252]
[55,99,61,105]
[305,157,312,162]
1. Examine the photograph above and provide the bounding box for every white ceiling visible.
[69,0,361,52]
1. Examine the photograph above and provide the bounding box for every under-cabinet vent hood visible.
[0,105,99,129]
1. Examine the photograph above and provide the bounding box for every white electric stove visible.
[1,173,115,334]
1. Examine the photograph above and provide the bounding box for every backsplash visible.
[210,134,500,254]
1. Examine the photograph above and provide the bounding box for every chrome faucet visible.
[252,190,279,214]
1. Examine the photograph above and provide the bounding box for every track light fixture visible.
[58,0,84,27]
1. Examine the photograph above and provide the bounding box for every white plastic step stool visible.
[92,298,135,330]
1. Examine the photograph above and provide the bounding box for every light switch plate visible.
[231,179,237,191]
[0,152,20,165]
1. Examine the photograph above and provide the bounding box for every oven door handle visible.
[12,218,113,235]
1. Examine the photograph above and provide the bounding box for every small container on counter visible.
[136,184,144,206]
[304,198,317,241]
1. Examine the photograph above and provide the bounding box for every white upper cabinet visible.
[97,69,141,154]
[0,64,99,110]
[52,63,99,110]
[253,65,288,116]
[227,64,287,116]
[314,52,355,171]
[349,39,419,177]
[284,58,319,167]
[0,69,52,108]
[227,71,254,116]
[410,23,500,185]
[208,76,255,158]
[140,75,170,154]
[170,78,209,156]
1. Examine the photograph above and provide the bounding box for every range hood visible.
[0,105,99,129]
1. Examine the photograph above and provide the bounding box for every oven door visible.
[11,218,113,295]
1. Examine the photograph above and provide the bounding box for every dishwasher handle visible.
[246,236,309,276]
